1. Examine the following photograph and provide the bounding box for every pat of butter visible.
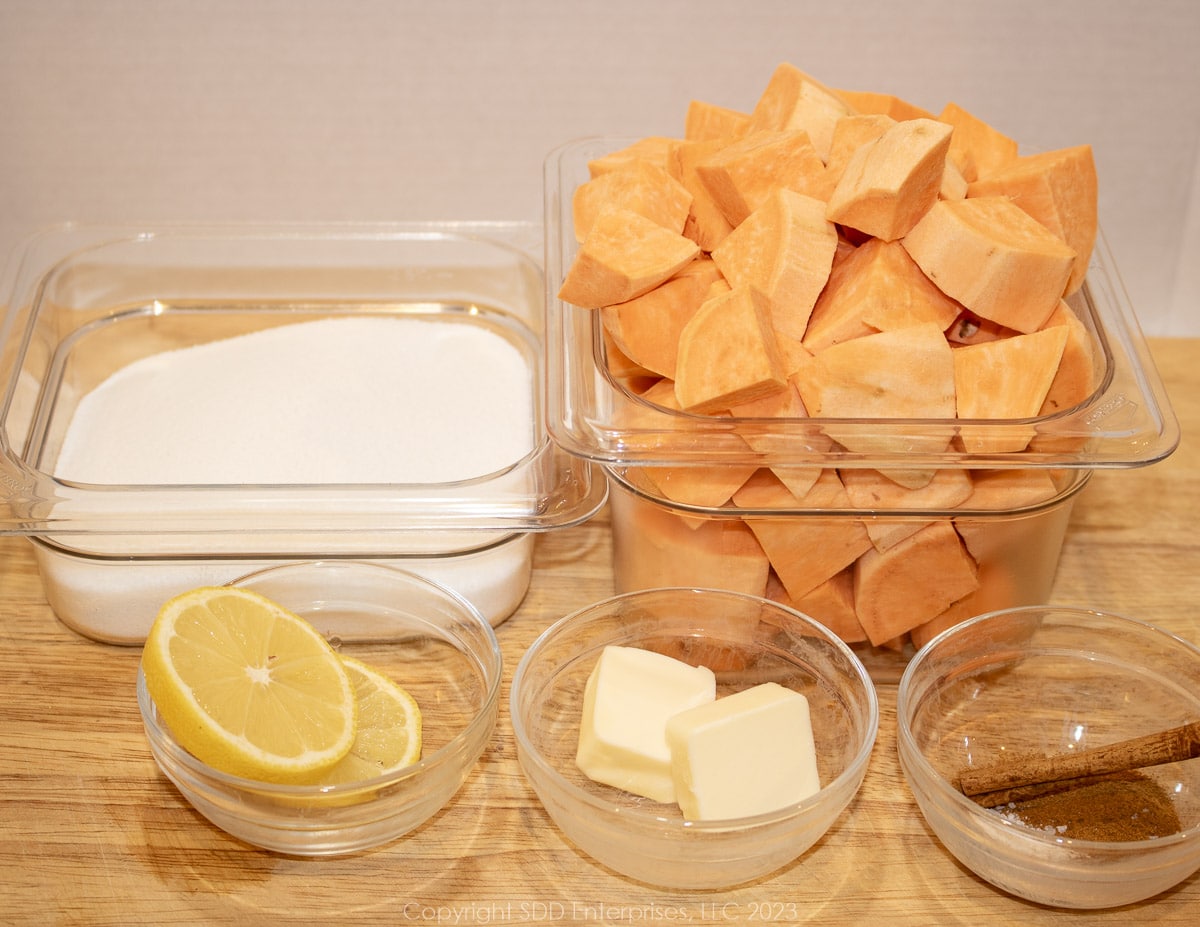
[666,682,820,821]
[576,645,716,803]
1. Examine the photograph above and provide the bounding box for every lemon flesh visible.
[311,656,423,785]
[142,586,357,783]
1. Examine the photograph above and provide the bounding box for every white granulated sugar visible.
[54,316,534,484]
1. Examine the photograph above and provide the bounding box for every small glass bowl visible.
[897,606,1200,908]
[136,560,502,856]
[510,587,879,889]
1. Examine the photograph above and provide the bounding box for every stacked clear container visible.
[543,138,1179,679]
[0,223,606,643]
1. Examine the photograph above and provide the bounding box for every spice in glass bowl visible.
[996,771,1181,841]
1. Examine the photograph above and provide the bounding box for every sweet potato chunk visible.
[787,568,867,644]
[953,325,1069,453]
[1030,301,1100,452]
[826,118,953,241]
[791,322,957,457]
[685,99,751,141]
[736,470,873,601]
[901,196,1076,333]
[601,258,723,378]
[819,114,895,200]
[572,161,693,241]
[639,463,758,508]
[841,467,974,550]
[695,130,826,226]
[803,238,962,351]
[954,469,1060,563]
[853,521,980,646]
[588,136,681,178]
[612,491,770,598]
[937,102,1019,183]
[747,63,852,161]
[673,138,737,251]
[711,188,838,341]
[674,286,788,413]
[558,209,701,308]
[836,88,934,122]
[967,145,1098,294]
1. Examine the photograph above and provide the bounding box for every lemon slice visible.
[311,656,423,785]
[141,586,357,784]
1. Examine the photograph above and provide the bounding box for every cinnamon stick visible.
[957,719,1200,805]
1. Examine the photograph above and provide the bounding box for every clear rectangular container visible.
[542,137,1180,673]
[0,223,606,642]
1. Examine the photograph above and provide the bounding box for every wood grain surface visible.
[1,338,1196,926]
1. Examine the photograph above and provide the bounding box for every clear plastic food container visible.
[0,223,606,642]
[542,137,1179,672]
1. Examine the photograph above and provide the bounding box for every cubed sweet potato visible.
[826,118,953,241]
[588,136,681,178]
[685,99,751,141]
[953,325,1069,453]
[558,209,701,308]
[967,145,1098,294]
[695,130,826,226]
[791,322,957,457]
[601,258,723,378]
[836,88,934,122]
[853,521,980,646]
[841,467,974,550]
[673,138,738,251]
[735,469,874,601]
[711,188,838,341]
[803,238,963,352]
[675,285,788,413]
[572,160,693,241]
[937,102,1019,183]
[901,196,1076,333]
[747,63,853,162]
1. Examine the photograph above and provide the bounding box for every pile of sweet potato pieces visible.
[558,63,1101,651]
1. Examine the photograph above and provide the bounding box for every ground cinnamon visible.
[995,770,1181,842]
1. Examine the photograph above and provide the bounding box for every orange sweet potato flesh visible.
[747,63,853,162]
[711,188,838,341]
[937,102,1019,183]
[558,209,701,308]
[1030,301,1100,452]
[791,322,957,457]
[953,325,1069,453]
[901,196,1076,334]
[612,489,770,598]
[953,469,1060,563]
[695,130,826,226]
[836,88,934,122]
[967,145,1098,295]
[588,136,681,178]
[735,469,874,601]
[685,99,751,142]
[826,118,954,241]
[820,114,895,201]
[803,238,963,352]
[853,520,980,646]
[601,257,723,378]
[572,160,693,241]
[841,467,974,550]
[779,568,868,644]
[674,285,788,413]
[673,138,737,251]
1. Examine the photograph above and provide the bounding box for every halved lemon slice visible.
[311,656,423,785]
[141,586,357,783]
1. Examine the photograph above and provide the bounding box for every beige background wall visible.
[2,0,1197,335]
